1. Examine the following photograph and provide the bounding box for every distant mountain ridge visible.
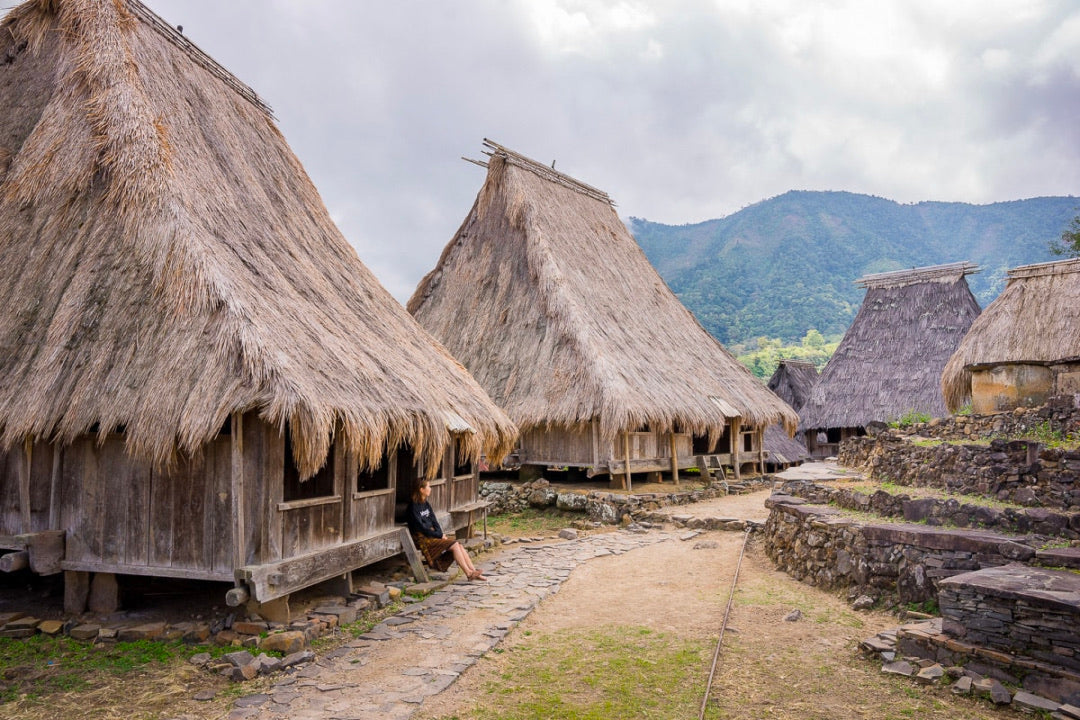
[629,191,1078,346]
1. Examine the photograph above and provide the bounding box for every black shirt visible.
[406,500,443,539]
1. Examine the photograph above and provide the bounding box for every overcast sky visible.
[145,0,1080,301]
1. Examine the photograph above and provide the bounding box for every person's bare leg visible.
[451,542,483,579]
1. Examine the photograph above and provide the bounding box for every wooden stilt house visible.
[408,141,797,488]
[799,263,981,458]
[0,0,516,612]
[943,258,1080,413]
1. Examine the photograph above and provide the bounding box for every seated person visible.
[406,479,487,581]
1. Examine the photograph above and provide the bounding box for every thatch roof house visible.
[0,0,515,612]
[799,263,981,458]
[762,361,817,469]
[408,140,797,487]
[943,258,1080,413]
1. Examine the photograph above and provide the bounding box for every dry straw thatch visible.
[408,141,797,444]
[942,258,1080,411]
[799,262,981,431]
[0,0,516,477]
[766,360,818,413]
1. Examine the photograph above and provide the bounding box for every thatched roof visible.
[0,0,516,477]
[766,360,818,413]
[942,258,1080,411]
[799,262,981,430]
[763,424,810,466]
[408,140,797,442]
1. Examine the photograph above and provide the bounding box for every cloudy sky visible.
[145,0,1080,301]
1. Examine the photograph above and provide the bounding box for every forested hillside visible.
[630,191,1077,346]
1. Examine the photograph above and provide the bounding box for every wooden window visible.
[452,447,472,477]
[357,460,389,493]
[283,429,335,502]
[743,432,754,453]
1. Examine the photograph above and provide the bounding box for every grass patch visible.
[0,636,219,704]
[447,625,715,719]
[488,508,575,538]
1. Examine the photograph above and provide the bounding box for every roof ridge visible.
[480,138,614,206]
[856,261,980,289]
[1007,257,1080,280]
[123,0,273,117]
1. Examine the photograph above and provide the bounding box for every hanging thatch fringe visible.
[0,0,517,479]
[409,141,798,443]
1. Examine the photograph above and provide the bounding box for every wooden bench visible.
[451,500,492,540]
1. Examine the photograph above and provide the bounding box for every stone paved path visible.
[226,529,676,720]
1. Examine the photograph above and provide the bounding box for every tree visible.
[1050,214,1080,257]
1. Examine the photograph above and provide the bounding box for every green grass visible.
[488,508,576,537]
[448,625,716,720]
[888,410,933,429]
[0,636,218,702]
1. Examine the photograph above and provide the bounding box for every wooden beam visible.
[0,551,28,572]
[48,444,61,529]
[623,431,633,492]
[669,432,679,486]
[731,419,741,480]
[19,437,32,533]
[757,427,765,474]
[397,527,429,583]
[230,412,246,572]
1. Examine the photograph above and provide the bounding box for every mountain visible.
[629,191,1078,346]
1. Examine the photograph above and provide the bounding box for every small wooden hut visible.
[943,258,1080,413]
[0,0,516,613]
[799,263,981,458]
[762,361,818,469]
[408,141,797,487]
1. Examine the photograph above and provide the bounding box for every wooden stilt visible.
[230,412,247,573]
[19,437,32,533]
[623,431,633,492]
[670,432,680,486]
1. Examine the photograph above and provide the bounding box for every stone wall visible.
[840,433,1080,512]
[479,477,767,524]
[778,479,1080,540]
[763,494,1038,605]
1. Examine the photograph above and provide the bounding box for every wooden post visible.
[230,412,246,573]
[19,437,32,533]
[669,432,680,486]
[757,427,765,474]
[48,444,61,529]
[623,431,633,492]
[731,418,741,480]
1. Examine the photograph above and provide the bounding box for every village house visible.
[799,262,981,458]
[408,140,796,488]
[943,257,1080,413]
[0,0,516,615]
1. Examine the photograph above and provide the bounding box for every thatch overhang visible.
[799,262,981,431]
[942,258,1080,411]
[408,140,798,443]
[0,0,516,477]
[766,360,818,413]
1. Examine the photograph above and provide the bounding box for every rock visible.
[783,609,802,622]
[915,664,944,684]
[232,620,269,636]
[852,595,876,611]
[354,583,390,607]
[556,493,588,512]
[313,605,357,625]
[37,620,63,636]
[193,689,217,701]
[259,631,306,655]
[253,654,282,675]
[117,622,166,642]
[882,660,915,677]
[557,529,578,540]
[280,649,315,668]
[223,650,255,668]
[68,623,101,641]
[989,679,1012,705]
[221,663,258,682]
[189,652,212,666]
[233,693,269,707]
[692,540,720,550]
[1012,691,1060,713]
[951,676,972,695]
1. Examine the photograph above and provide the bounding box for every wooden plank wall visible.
[521,426,595,465]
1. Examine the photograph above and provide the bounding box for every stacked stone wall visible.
[763,495,1038,605]
[840,419,1080,512]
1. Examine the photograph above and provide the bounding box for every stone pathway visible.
[222,528,676,720]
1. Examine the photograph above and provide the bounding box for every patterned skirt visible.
[415,534,457,572]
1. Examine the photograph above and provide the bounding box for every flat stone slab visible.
[1037,547,1080,569]
[938,565,1080,615]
